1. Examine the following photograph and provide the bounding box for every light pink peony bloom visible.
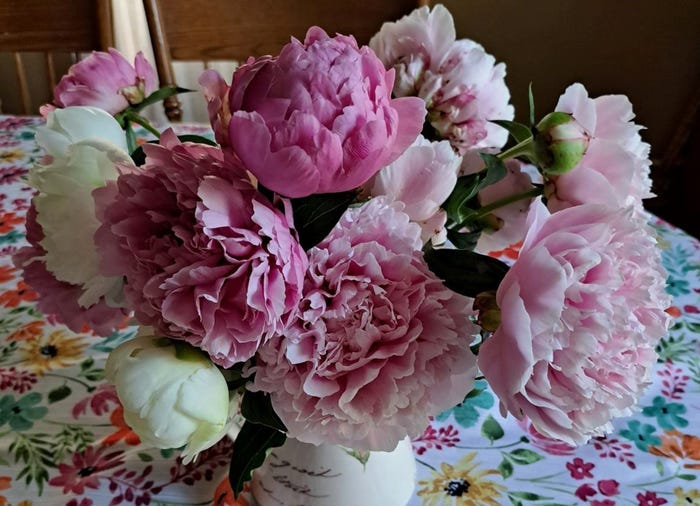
[366,135,460,244]
[478,201,671,444]
[546,83,653,212]
[42,49,157,116]
[516,417,576,456]
[476,160,538,253]
[419,39,514,156]
[369,4,456,96]
[94,130,308,367]
[226,27,425,198]
[13,205,128,335]
[199,69,232,148]
[253,197,478,451]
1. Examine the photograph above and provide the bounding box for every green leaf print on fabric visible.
[435,379,494,428]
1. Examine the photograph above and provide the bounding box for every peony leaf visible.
[291,190,358,250]
[491,119,532,144]
[424,248,509,297]
[131,85,193,112]
[229,421,286,498]
[241,390,286,432]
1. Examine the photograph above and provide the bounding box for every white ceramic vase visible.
[250,437,416,506]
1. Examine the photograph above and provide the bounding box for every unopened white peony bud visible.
[105,334,230,464]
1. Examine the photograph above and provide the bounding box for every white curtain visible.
[111,0,238,125]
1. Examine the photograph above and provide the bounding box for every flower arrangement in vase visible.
[13,4,671,505]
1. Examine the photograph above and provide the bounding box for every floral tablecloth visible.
[0,115,698,506]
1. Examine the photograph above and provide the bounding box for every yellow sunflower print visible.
[417,452,505,506]
[18,329,86,374]
[0,149,24,163]
[674,487,700,505]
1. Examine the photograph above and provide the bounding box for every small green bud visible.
[533,112,589,175]
[473,290,501,333]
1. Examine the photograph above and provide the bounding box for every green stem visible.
[415,457,438,471]
[497,137,534,161]
[630,467,681,487]
[43,372,96,392]
[125,123,137,154]
[455,186,543,230]
[453,439,523,450]
[44,419,112,428]
[519,471,565,483]
[128,112,161,138]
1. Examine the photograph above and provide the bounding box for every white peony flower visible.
[30,106,131,307]
[105,333,231,464]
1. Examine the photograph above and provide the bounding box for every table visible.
[0,114,698,506]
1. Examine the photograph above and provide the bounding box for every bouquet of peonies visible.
[13,3,671,496]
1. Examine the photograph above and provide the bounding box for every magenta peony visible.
[13,205,128,335]
[199,69,231,148]
[252,197,478,451]
[94,130,308,367]
[478,201,671,444]
[226,27,426,198]
[42,49,157,116]
[545,83,653,212]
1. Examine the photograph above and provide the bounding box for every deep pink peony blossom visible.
[94,130,308,367]
[199,69,231,148]
[42,49,157,116]
[13,205,128,335]
[226,27,426,198]
[546,83,653,212]
[478,201,671,444]
[252,197,478,451]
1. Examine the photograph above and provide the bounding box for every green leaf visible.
[446,229,482,251]
[47,385,71,404]
[229,421,286,498]
[132,85,193,111]
[241,390,286,432]
[656,459,665,476]
[498,458,513,479]
[507,448,544,465]
[138,452,154,462]
[424,248,509,297]
[481,414,504,442]
[491,120,533,144]
[291,190,358,250]
[679,473,697,481]
[509,491,552,501]
[79,358,94,372]
[528,82,535,126]
[175,134,217,146]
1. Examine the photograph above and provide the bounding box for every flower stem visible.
[497,137,534,161]
[43,372,96,392]
[125,123,137,154]
[128,112,161,139]
[455,186,543,230]
[415,457,438,471]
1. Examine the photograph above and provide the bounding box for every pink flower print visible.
[576,483,597,501]
[566,457,595,480]
[591,500,616,506]
[598,479,620,496]
[49,446,124,494]
[412,423,460,455]
[636,491,668,506]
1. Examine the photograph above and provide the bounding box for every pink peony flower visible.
[252,197,478,451]
[545,83,653,212]
[478,200,671,444]
[476,160,538,253]
[366,135,460,244]
[369,4,456,96]
[42,49,157,116]
[199,69,232,148]
[226,27,426,198]
[517,417,576,456]
[13,205,128,335]
[94,130,308,367]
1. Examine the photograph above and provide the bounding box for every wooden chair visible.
[0,0,114,115]
[143,0,428,121]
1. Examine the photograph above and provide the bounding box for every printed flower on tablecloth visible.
[48,446,124,495]
[566,457,595,479]
[642,396,689,430]
[0,280,37,307]
[0,392,47,431]
[101,406,141,446]
[636,491,668,506]
[416,452,505,506]
[673,488,700,505]
[6,321,44,342]
[620,420,662,452]
[648,430,700,470]
[18,329,86,374]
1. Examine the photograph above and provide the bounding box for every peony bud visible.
[534,112,589,175]
[105,333,230,464]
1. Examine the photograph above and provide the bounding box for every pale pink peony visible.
[199,69,232,148]
[516,417,576,456]
[546,83,653,212]
[13,205,128,335]
[252,197,478,451]
[369,4,456,96]
[94,130,308,367]
[42,49,157,116]
[476,160,538,253]
[366,135,460,244]
[226,27,425,198]
[478,201,671,444]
